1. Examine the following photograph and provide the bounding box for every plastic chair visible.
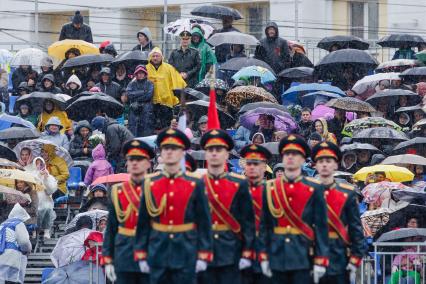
[67,167,82,190]
[8,95,17,114]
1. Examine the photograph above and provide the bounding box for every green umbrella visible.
[342,117,402,137]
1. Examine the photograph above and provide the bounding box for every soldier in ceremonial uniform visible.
[312,142,365,284]
[134,128,213,284]
[240,144,272,284]
[102,139,155,284]
[258,135,329,284]
[198,129,256,284]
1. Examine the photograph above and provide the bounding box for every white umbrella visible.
[352,72,400,95]
[207,31,259,46]
[10,48,48,67]
[65,209,108,232]
[0,49,13,64]
[50,228,95,268]
[164,18,215,39]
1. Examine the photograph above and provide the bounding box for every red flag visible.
[207,86,220,130]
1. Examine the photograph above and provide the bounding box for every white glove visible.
[195,260,208,273]
[138,260,150,274]
[313,265,326,284]
[105,264,117,282]
[260,260,273,278]
[346,263,357,284]
[391,265,399,273]
[238,258,252,270]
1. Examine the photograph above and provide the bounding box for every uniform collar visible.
[207,172,227,180]
[282,174,303,183]
[249,179,263,187]
[163,170,183,179]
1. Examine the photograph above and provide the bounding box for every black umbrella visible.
[393,137,426,152]
[399,67,426,83]
[62,54,113,69]
[317,35,369,51]
[238,102,288,115]
[195,78,229,95]
[111,50,148,66]
[172,88,209,102]
[315,49,379,69]
[0,127,40,141]
[377,34,425,48]
[191,5,243,20]
[0,142,17,162]
[16,92,68,113]
[278,67,314,79]
[219,57,274,73]
[66,93,123,121]
[184,100,235,129]
[377,228,426,242]
[396,104,422,113]
[366,89,420,106]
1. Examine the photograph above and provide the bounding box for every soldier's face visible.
[161,146,184,165]
[127,157,151,175]
[315,157,338,178]
[205,146,229,168]
[244,161,266,181]
[282,151,305,171]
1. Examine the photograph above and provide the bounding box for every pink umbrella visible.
[311,104,357,121]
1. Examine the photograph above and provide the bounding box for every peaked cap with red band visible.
[156,128,191,150]
[200,129,234,150]
[278,134,310,158]
[311,141,342,162]
[240,144,271,162]
[122,138,155,159]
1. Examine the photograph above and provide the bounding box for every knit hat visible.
[309,132,322,142]
[134,65,148,76]
[91,116,107,131]
[72,11,84,25]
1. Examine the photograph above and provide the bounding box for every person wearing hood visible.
[314,118,337,144]
[54,47,81,88]
[214,16,241,63]
[255,22,290,74]
[226,44,246,61]
[37,99,72,135]
[69,120,94,159]
[59,10,93,43]
[392,45,416,60]
[41,144,69,199]
[354,149,371,173]
[132,27,153,52]
[83,144,114,186]
[169,30,201,88]
[37,73,61,94]
[95,67,125,102]
[0,204,32,284]
[37,57,54,88]
[397,112,411,133]
[146,47,187,130]
[80,184,109,213]
[190,26,217,82]
[252,132,266,144]
[193,115,208,138]
[40,116,70,150]
[340,151,357,174]
[25,157,57,239]
[16,102,38,126]
[64,74,82,96]
[91,115,134,172]
[125,65,155,137]
[11,65,38,93]
[103,44,117,57]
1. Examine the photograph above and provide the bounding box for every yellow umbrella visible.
[353,165,414,183]
[0,169,44,191]
[48,39,99,60]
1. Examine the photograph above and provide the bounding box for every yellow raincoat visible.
[37,106,72,134]
[43,144,69,194]
[146,47,186,107]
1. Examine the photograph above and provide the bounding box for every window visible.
[368,2,379,39]
[249,7,264,39]
[350,2,364,38]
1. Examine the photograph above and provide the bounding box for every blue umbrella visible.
[301,91,345,109]
[281,83,345,105]
[232,66,276,84]
[0,113,35,130]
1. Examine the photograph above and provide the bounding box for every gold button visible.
[214,194,219,198]
[169,220,173,224]
[170,180,174,184]
[118,189,122,193]
[252,187,256,191]
[285,238,290,243]
[214,234,219,239]
[289,197,293,202]
[169,192,174,197]
[169,206,174,211]
[289,184,294,189]
[235,183,239,187]
[214,181,219,185]
[344,193,348,197]
[150,182,154,186]
[324,191,329,196]
[309,187,314,192]
[169,234,174,239]
[286,225,291,229]
[214,221,218,225]
[191,182,195,187]
[135,212,139,216]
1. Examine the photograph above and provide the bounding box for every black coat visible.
[168,47,201,88]
[103,118,134,162]
[69,120,93,159]
[255,22,291,74]
[95,80,124,102]
[59,23,93,43]
[11,67,38,91]
[290,53,314,68]
[214,26,240,63]
[126,78,155,137]
[131,42,153,52]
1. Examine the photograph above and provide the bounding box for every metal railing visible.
[361,242,426,284]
